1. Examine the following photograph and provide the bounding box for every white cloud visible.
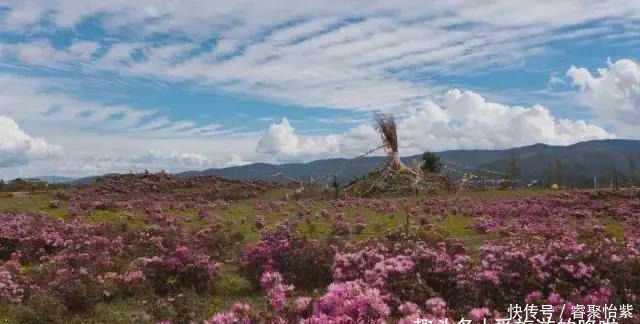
[224,154,252,167]
[1,40,100,66]
[0,75,244,138]
[0,75,152,130]
[256,90,615,159]
[128,150,211,167]
[3,1,639,38]
[68,41,100,60]
[399,89,615,152]
[567,59,640,137]
[1,2,46,31]
[548,75,566,87]
[0,74,257,177]
[255,117,380,158]
[0,115,61,167]
[56,150,252,175]
[256,118,339,157]
[3,1,638,112]
[213,39,238,56]
[99,42,139,64]
[0,1,636,178]
[13,41,70,65]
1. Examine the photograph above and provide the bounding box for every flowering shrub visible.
[471,215,501,233]
[308,280,390,323]
[254,215,266,230]
[242,222,333,290]
[0,264,23,303]
[210,190,640,322]
[353,214,366,234]
[204,302,253,324]
[3,186,640,322]
[260,270,293,311]
[475,237,610,311]
[134,245,219,295]
[0,210,227,321]
[330,212,350,235]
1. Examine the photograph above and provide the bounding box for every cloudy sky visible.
[0,1,639,179]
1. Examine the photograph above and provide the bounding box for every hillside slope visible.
[62,139,640,188]
[187,139,640,188]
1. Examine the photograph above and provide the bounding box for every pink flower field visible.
[0,173,639,323]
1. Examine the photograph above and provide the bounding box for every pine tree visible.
[629,153,636,188]
[506,154,518,189]
[0,179,4,191]
[421,151,442,172]
[547,161,555,188]
[555,159,563,188]
[331,175,340,199]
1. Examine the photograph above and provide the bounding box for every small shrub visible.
[10,290,67,324]
[242,223,333,291]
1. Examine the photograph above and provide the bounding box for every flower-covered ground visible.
[0,173,639,323]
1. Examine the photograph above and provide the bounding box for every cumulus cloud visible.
[223,154,252,167]
[256,90,615,159]
[256,118,333,156]
[399,90,614,152]
[0,115,61,167]
[567,59,640,137]
[255,118,378,158]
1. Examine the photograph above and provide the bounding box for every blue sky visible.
[0,1,639,178]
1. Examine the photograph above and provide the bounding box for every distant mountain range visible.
[34,176,77,183]
[45,139,640,188]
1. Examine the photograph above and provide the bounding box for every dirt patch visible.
[343,170,456,198]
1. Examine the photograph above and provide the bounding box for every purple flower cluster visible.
[0,264,23,303]
[3,179,640,322]
[471,215,501,233]
[260,270,293,311]
[204,302,253,324]
[0,210,225,315]
[209,190,640,322]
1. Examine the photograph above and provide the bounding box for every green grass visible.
[0,303,10,324]
[86,209,147,228]
[71,299,157,324]
[214,272,255,297]
[604,219,625,241]
[210,271,265,314]
[437,214,475,237]
[0,192,68,218]
[434,213,500,257]
[0,188,529,257]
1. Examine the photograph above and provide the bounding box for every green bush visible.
[11,290,67,324]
